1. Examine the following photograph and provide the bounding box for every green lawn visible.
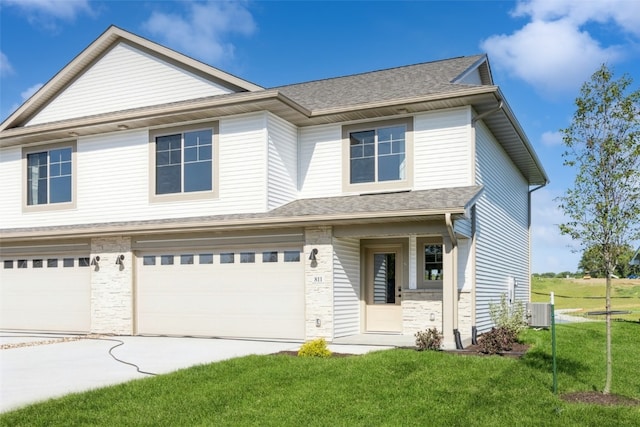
[532,277,640,321]
[1,322,639,426]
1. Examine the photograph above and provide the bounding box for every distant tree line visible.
[532,244,639,278]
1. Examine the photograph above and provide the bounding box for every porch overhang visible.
[0,186,483,242]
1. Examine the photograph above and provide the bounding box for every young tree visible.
[558,64,640,394]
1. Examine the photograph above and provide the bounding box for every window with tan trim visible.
[342,118,413,193]
[417,237,443,290]
[22,141,77,212]
[149,121,219,202]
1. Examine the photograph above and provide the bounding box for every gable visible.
[27,42,236,126]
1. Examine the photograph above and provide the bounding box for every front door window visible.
[373,253,397,304]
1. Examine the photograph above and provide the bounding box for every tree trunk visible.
[604,274,612,394]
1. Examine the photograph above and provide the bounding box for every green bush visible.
[477,326,518,354]
[298,338,332,358]
[489,293,527,335]
[414,328,443,351]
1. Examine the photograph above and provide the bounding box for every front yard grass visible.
[1,322,639,426]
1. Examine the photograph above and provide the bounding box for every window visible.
[199,254,213,264]
[220,253,235,264]
[240,252,255,263]
[180,254,194,265]
[4,260,13,269]
[63,258,74,267]
[47,259,58,268]
[284,251,301,262]
[79,257,90,267]
[143,256,156,266]
[150,122,218,201]
[24,143,75,209]
[160,255,174,265]
[33,259,43,268]
[424,245,443,281]
[343,118,412,192]
[18,260,27,269]
[262,251,278,263]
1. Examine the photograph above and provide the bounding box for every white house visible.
[0,26,547,349]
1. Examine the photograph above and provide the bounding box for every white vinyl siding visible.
[1,114,268,228]
[474,122,529,332]
[266,113,298,210]
[0,147,22,221]
[414,107,473,190]
[333,237,361,338]
[28,43,234,126]
[219,114,267,212]
[298,124,342,198]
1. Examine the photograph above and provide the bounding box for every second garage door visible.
[136,247,305,340]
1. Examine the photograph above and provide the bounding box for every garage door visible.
[0,254,91,333]
[136,247,305,340]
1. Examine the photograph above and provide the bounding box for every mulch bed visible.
[561,391,640,406]
[444,342,530,358]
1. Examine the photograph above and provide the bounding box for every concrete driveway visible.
[0,333,392,413]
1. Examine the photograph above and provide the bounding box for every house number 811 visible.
[314,276,323,283]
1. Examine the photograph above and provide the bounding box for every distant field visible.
[531,277,640,321]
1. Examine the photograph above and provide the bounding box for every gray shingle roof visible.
[274,55,487,112]
[0,186,483,239]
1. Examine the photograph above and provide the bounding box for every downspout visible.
[445,213,462,349]
[472,101,504,125]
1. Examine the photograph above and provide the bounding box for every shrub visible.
[489,293,527,335]
[477,326,518,354]
[415,328,443,351]
[298,338,332,358]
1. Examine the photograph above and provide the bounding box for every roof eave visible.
[0,208,467,242]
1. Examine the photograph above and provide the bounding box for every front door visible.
[365,247,402,332]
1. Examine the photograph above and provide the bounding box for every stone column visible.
[304,226,334,341]
[90,237,133,334]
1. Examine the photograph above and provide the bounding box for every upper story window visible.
[149,121,218,202]
[342,118,413,193]
[23,141,76,211]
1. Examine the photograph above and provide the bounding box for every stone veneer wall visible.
[90,237,133,334]
[457,290,473,346]
[402,290,443,334]
[304,226,334,340]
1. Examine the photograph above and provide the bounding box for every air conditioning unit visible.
[527,303,552,328]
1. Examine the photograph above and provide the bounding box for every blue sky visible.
[1,0,639,273]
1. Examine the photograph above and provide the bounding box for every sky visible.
[1,0,639,273]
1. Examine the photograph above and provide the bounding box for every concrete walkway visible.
[555,308,597,323]
[0,333,393,413]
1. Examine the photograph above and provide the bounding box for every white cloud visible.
[513,0,640,36]
[4,0,94,26]
[481,0,639,96]
[540,130,563,147]
[0,51,13,77]
[142,1,256,65]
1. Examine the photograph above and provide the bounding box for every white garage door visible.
[0,254,91,333]
[136,247,305,340]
